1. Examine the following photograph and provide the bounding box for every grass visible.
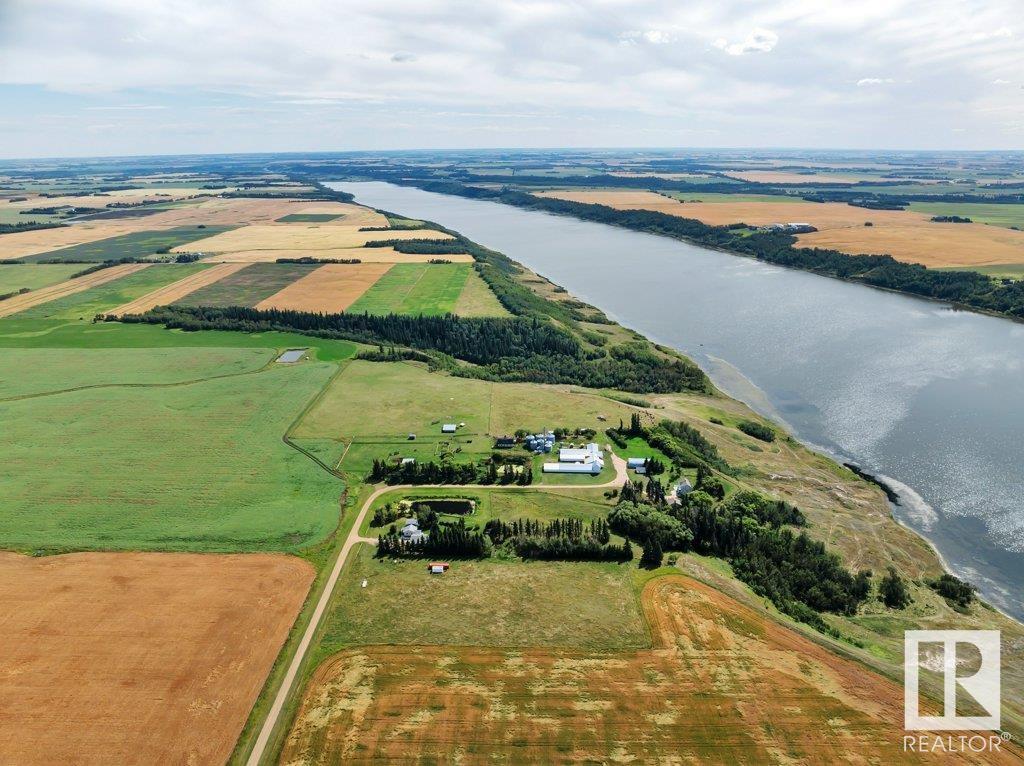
[12,263,208,322]
[346,263,470,316]
[0,264,83,293]
[314,546,647,660]
[275,213,343,223]
[0,346,272,399]
[20,225,233,263]
[908,201,1024,230]
[943,263,1024,279]
[0,360,344,553]
[451,267,511,317]
[175,263,318,307]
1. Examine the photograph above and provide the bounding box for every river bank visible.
[330,180,1024,622]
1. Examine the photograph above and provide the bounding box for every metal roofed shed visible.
[441,423,457,433]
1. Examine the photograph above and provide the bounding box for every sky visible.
[0,0,1022,158]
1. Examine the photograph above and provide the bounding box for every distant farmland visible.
[346,262,471,315]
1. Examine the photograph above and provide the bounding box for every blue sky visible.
[0,0,1021,158]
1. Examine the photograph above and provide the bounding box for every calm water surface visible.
[332,181,1024,620]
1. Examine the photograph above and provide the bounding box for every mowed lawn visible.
[346,263,470,315]
[13,264,208,322]
[0,346,272,399]
[0,361,342,552]
[0,264,83,293]
[314,546,647,660]
[20,226,233,263]
[174,262,317,307]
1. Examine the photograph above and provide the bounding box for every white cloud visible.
[857,77,895,87]
[712,28,778,56]
[993,79,1012,85]
[971,26,1013,41]
[391,51,416,63]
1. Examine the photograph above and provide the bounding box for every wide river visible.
[332,181,1024,620]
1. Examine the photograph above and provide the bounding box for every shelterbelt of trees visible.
[111,305,709,393]
[390,179,1024,321]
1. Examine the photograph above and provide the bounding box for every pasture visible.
[20,225,233,263]
[451,268,510,316]
[0,551,312,766]
[314,546,647,656]
[908,201,1024,230]
[0,346,272,399]
[346,263,470,315]
[0,264,82,293]
[174,263,317,307]
[284,575,970,765]
[0,360,342,552]
[254,262,393,313]
[13,263,207,322]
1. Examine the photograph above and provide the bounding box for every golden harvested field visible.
[255,262,393,312]
[107,262,249,316]
[4,186,224,212]
[534,189,1024,268]
[0,551,313,766]
[283,575,1015,765]
[0,262,150,317]
[177,224,453,255]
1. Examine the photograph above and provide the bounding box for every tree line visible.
[110,305,709,393]
[483,517,632,562]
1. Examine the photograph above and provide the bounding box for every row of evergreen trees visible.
[369,458,533,486]
[483,517,632,562]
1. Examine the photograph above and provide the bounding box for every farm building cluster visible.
[543,442,605,475]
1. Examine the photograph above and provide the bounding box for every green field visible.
[175,263,317,307]
[908,201,1024,230]
[275,213,342,223]
[347,263,470,315]
[451,268,510,316]
[0,346,272,399]
[0,359,342,553]
[313,546,647,662]
[20,225,233,263]
[13,263,208,321]
[0,264,82,293]
[0,318,359,361]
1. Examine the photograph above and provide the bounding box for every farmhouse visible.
[675,479,693,496]
[626,457,646,469]
[400,518,426,543]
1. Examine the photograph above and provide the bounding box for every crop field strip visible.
[0,263,151,318]
[108,262,248,316]
[275,213,343,223]
[284,575,1018,765]
[0,551,313,766]
[254,262,394,313]
[533,188,1024,268]
[173,263,319,308]
[345,263,471,315]
[177,223,454,256]
[11,264,207,322]
[0,263,94,294]
[19,225,236,263]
